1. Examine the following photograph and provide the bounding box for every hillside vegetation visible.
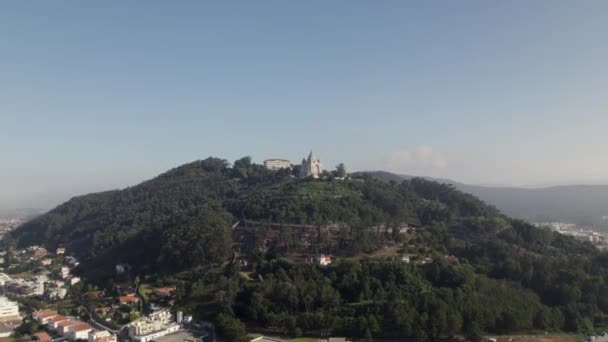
[11,157,608,340]
[361,170,608,229]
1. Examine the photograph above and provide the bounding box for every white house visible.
[131,323,181,342]
[0,297,20,322]
[68,322,93,341]
[69,276,81,286]
[88,330,117,342]
[318,254,332,266]
[60,266,70,279]
[32,309,56,324]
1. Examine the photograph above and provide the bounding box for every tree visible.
[335,163,347,178]
[216,313,249,342]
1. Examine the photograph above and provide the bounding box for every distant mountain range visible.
[360,171,608,229]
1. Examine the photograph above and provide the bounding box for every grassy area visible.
[239,271,253,281]
[138,283,151,301]
[11,272,34,280]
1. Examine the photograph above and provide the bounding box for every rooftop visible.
[33,332,52,341]
[71,323,92,331]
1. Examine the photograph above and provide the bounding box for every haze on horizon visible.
[1,1,607,210]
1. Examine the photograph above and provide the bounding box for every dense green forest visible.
[10,157,608,340]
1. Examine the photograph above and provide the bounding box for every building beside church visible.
[299,151,323,178]
[263,159,292,170]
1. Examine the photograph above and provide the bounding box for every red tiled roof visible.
[94,335,115,342]
[58,320,79,328]
[33,332,52,342]
[154,287,175,297]
[119,294,139,303]
[48,315,68,323]
[71,323,92,332]
[33,310,56,319]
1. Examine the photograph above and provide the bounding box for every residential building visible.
[33,331,52,342]
[33,309,56,324]
[68,322,93,341]
[317,254,332,266]
[0,297,20,322]
[128,309,180,342]
[56,248,65,255]
[263,159,292,171]
[31,247,47,257]
[57,320,79,336]
[88,330,117,342]
[115,263,130,275]
[299,151,323,178]
[0,322,15,338]
[153,287,175,298]
[0,273,11,286]
[41,259,52,266]
[60,266,70,279]
[69,276,81,286]
[119,294,139,305]
[47,315,69,331]
[129,322,180,342]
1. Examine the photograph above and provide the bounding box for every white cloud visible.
[384,145,448,173]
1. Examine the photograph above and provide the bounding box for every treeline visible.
[232,259,558,340]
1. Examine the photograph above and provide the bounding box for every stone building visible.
[263,159,291,170]
[299,151,323,178]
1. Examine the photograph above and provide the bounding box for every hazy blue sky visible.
[1,1,607,209]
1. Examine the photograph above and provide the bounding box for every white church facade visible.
[299,151,323,178]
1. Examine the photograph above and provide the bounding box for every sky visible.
[1,1,607,209]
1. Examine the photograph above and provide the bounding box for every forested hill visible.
[360,170,608,229]
[10,157,608,338]
[11,157,498,274]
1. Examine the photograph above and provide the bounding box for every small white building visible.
[129,309,180,342]
[129,322,180,342]
[68,322,93,341]
[263,159,292,171]
[0,297,20,322]
[88,330,117,342]
[317,254,332,266]
[116,263,130,275]
[60,266,70,279]
[69,276,81,286]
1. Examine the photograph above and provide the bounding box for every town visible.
[0,245,212,342]
[0,219,24,240]
[535,222,608,251]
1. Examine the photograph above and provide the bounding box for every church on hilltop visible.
[299,151,323,178]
